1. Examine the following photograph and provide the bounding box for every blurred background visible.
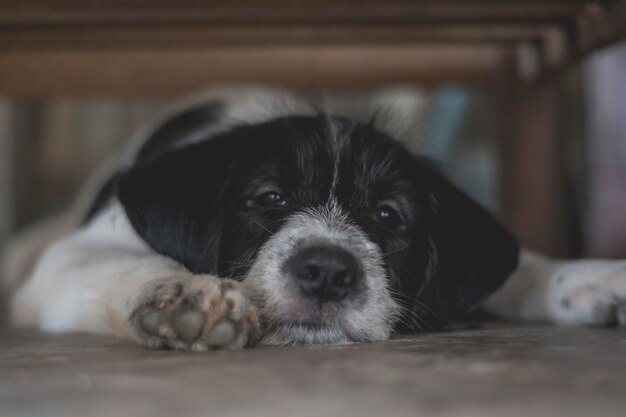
[1,0,626,262]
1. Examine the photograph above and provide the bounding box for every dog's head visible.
[118,114,519,345]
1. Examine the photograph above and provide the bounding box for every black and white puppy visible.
[5,89,626,350]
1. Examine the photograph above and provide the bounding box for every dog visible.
[3,88,626,350]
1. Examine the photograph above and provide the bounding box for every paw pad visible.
[130,276,258,350]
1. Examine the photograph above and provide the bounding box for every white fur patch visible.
[485,250,626,326]
[546,260,626,325]
[10,202,190,335]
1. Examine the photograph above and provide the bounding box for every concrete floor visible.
[1,324,625,417]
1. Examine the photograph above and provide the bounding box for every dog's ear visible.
[414,168,519,327]
[117,138,237,275]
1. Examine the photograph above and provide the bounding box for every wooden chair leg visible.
[500,80,570,257]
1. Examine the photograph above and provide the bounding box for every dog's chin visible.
[259,322,353,346]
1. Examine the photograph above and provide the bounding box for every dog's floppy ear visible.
[117,138,237,275]
[415,168,519,326]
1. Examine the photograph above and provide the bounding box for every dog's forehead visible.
[248,116,411,198]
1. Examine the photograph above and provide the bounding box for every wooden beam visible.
[0,102,15,246]
[576,0,626,55]
[0,1,588,26]
[500,80,570,256]
[0,23,562,50]
[0,45,506,97]
[10,101,46,227]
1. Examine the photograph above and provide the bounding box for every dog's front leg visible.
[484,249,626,326]
[10,205,259,350]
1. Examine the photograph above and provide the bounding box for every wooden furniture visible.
[1,0,626,255]
[1,1,625,95]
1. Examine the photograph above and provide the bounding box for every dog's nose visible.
[289,245,361,303]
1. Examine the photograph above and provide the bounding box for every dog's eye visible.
[374,205,402,228]
[256,191,287,207]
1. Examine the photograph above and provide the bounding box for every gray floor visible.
[1,324,625,417]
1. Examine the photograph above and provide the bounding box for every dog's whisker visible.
[381,245,411,257]
[389,292,434,331]
[219,265,249,276]
[395,305,424,331]
[251,220,274,236]
[387,288,440,324]
[224,260,254,267]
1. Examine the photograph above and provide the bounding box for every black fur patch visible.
[135,102,224,164]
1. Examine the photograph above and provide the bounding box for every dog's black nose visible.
[289,245,361,303]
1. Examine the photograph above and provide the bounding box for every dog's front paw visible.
[549,261,626,326]
[130,276,259,350]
